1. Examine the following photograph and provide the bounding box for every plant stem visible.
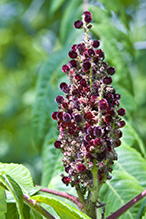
[91,159,98,203]
[23,194,56,219]
[84,199,97,219]
[82,159,99,219]
[106,189,146,219]
[75,184,85,205]
[83,83,105,219]
[39,187,83,210]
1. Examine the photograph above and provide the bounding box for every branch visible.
[106,189,146,219]
[23,194,56,219]
[39,186,84,210]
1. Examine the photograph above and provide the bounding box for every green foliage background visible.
[0,0,146,217]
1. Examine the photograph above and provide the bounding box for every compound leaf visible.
[31,195,91,219]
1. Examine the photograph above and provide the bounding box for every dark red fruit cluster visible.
[52,11,126,187]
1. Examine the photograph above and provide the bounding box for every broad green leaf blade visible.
[31,195,91,219]
[115,144,146,188]
[6,203,30,219]
[0,187,7,219]
[0,174,24,219]
[0,163,39,195]
[6,203,19,219]
[100,170,143,219]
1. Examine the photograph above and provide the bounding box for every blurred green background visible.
[0,0,146,185]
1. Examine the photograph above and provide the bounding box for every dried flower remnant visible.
[52,11,126,200]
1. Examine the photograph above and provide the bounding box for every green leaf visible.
[31,195,91,219]
[30,209,43,219]
[6,203,19,219]
[5,196,43,219]
[0,163,38,195]
[6,203,30,219]
[0,174,24,219]
[32,46,70,148]
[115,144,146,188]
[0,187,7,219]
[100,170,143,218]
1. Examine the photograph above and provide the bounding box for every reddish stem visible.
[39,187,84,210]
[106,189,146,219]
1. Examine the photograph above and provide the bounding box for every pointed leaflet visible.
[0,187,7,219]
[31,195,91,219]
[0,163,40,195]
[100,170,143,219]
[0,174,24,219]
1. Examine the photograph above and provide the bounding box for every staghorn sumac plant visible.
[50,11,145,219]
[52,11,126,219]
[0,9,146,219]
